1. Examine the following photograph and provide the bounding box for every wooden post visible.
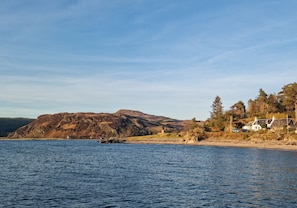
[295,99,297,134]
[295,99,297,123]
[287,114,289,134]
[230,115,233,133]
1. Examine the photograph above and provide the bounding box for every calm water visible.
[0,140,297,207]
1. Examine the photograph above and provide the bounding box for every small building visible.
[242,121,252,131]
[267,116,294,131]
[242,117,267,131]
[243,116,295,132]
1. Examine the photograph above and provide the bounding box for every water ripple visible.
[0,141,297,207]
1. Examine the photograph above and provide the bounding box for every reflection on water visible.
[0,140,297,207]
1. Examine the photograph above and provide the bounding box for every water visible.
[0,140,297,207]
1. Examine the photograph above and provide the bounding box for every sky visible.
[1,0,297,120]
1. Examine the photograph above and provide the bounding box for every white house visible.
[243,116,295,132]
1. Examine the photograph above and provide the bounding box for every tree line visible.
[207,82,297,131]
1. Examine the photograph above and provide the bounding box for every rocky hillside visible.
[8,110,185,139]
[115,109,185,132]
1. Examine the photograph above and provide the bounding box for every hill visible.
[115,109,175,122]
[115,109,185,132]
[0,118,35,137]
[8,110,186,139]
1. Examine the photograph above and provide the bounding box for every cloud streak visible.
[1,0,297,120]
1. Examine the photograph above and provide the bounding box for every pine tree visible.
[258,88,268,115]
[280,82,297,117]
[210,95,223,119]
[209,95,225,131]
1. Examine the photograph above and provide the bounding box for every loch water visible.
[0,140,297,207]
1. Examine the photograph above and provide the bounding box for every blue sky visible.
[1,0,297,120]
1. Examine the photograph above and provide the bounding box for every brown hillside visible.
[8,110,186,139]
[115,109,173,122]
[115,109,185,133]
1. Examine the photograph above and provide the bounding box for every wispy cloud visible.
[1,0,297,120]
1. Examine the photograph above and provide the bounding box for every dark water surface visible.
[1,140,297,207]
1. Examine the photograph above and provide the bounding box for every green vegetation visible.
[133,81,297,143]
[126,132,183,143]
[127,132,182,140]
[205,82,297,132]
[207,95,225,131]
[4,82,297,146]
[247,83,297,118]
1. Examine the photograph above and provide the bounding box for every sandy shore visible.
[195,139,297,151]
[126,137,297,151]
[1,137,297,151]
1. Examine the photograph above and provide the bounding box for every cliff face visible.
[8,110,184,139]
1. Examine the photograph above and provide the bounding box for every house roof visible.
[270,118,294,127]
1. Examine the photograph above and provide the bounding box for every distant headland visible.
[0,108,296,151]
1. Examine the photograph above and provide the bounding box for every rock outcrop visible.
[8,110,185,139]
[98,137,126,143]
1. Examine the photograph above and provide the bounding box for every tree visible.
[247,99,257,117]
[210,95,223,120]
[279,82,297,117]
[267,93,282,114]
[244,83,297,119]
[209,96,225,131]
[258,88,268,114]
[230,100,246,119]
[247,88,269,117]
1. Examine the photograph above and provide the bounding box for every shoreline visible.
[113,135,297,151]
[1,137,297,151]
[193,139,297,151]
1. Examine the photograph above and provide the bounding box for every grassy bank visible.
[125,133,184,144]
[125,131,297,150]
